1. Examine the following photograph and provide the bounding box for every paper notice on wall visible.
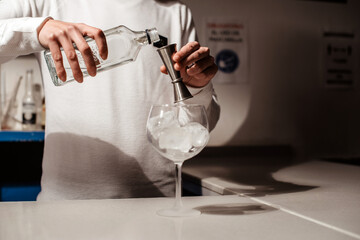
[203,18,249,84]
[322,30,355,89]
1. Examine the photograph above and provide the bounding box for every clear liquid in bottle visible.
[44,25,160,86]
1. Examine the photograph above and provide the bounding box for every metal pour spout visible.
[157,43,193,103]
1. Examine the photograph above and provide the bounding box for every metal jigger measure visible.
[157,43,193,103]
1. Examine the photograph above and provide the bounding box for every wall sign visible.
[204,18,249,84]
[322,31,356,89]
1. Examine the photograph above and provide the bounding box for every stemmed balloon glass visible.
[146,104,210,217]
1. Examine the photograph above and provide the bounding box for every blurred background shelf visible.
[0,130,44,142]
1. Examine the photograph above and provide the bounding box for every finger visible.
[173,41,200,63]
[58,34,83,83]
[196,64,218,82]
[77,23,108,60]
[185,64,218,88]
[70,28,97,77]
[175,46,210,71]
[186,56,215,76]
[160,65,168,75]
[48,41,66,82]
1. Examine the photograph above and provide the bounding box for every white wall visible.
[181,0,360,158]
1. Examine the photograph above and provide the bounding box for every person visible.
[0,0,220,200]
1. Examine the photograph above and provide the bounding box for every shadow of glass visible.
[195,203,276,216]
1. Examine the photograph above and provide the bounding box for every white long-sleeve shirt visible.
[0,0,220,200]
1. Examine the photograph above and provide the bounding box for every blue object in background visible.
[1,185,41,201]
[216,49,240,74]
[0,131,45,142]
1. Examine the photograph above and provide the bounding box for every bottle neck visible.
[134,28,160,45]
[98,25,160,46]
[135,33,150,45]
[25,70,33,96]
[145,28,160,44]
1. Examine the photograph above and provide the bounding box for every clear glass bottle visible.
[33,83,42,129]
[44,25,160,86]
[22,70,37,131]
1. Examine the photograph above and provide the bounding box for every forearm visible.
[0,17,49,61]
[174,5,220,131]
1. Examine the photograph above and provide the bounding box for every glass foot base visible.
[157,208,201,217]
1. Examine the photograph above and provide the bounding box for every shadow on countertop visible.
[183,146,317,197]
[195,202,277,216]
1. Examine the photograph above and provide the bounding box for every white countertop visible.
[0,194,358,240]
[183,157,360,240]
[1,157,359,239]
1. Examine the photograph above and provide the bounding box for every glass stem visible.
[174,162,183,210]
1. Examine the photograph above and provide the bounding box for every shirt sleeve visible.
[0,0,49,63]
